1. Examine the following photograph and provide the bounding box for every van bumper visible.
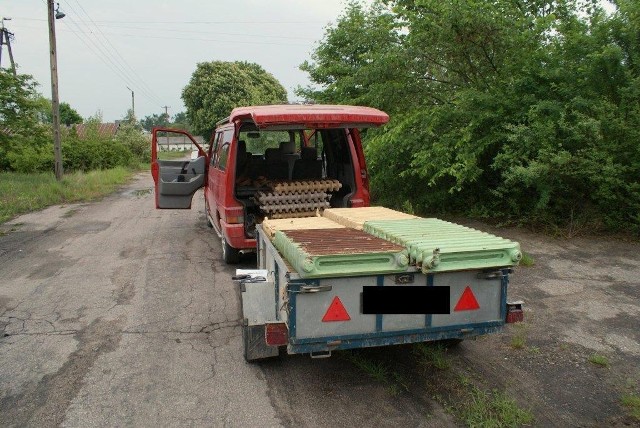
[221,221,256,251]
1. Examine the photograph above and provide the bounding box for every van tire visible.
[222,237,240,264]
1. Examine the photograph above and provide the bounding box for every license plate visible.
[362,286,450,314]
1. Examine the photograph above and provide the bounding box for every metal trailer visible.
[240,225,522,361]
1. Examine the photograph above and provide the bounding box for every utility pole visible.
[126,86,135,119]
[161,105,171,129]
[47,1,64,180]
[0,18,16,76]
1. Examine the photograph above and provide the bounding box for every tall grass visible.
[0,167,134,223]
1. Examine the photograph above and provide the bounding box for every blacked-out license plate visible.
[362,286,450,314]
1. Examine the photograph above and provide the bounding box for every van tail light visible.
[506,301,524,323]
[224,207,244,224]
[265,323,288,346]
[349,198,366,208]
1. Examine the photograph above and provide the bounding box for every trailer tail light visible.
[224,207,244,224]
[506,301,524,323]
[265,323,288,346]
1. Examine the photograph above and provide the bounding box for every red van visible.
[151,104,389,263]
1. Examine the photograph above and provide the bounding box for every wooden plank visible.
[322,207,418,229]
[262,216,345,239]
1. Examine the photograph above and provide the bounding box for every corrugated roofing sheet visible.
[273,228,408,278]
[363,218,521,273]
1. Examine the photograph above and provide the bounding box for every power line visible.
[58,19,163,108]
[21,24,310,47]
[60,1,164,107]
[11,24,316,46]
[56,2,164,107]
[65,23,317,41]
[65,0,164,107]
[12,17,326,25]
[36,0,163,108]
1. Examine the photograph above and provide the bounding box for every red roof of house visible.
[227,104,389,129]
[72,123,119,139]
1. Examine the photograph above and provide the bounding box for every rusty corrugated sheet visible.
[282,229,404,255]
[273,228,408,278]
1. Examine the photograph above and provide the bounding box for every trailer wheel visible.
[222,237,240,264]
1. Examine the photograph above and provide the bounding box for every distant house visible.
[71,122,120,139]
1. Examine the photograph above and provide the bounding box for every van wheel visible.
[222,237,240,264]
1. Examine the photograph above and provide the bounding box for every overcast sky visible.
[0,0,353,121]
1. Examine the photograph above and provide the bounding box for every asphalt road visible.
[1,172,638,427]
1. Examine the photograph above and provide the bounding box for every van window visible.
[239,129,303,155]
[305,130,324,154]
[217,143,230,170]
[211,132,223,165]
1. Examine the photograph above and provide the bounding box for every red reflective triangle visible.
[322,296,351,322]
[454,286,480,311]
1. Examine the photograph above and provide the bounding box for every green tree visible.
[297,1,407,113]
[302,0,640,233]
[60,102,83,125]
[34,97,83,126]
[0,70,50,171]
[140,113,170,131]
[182,61,287,139]
[170,111,190,131]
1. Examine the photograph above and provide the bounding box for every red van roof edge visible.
[227,104,389,128]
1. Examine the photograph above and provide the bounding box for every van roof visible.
[225,104,389,129]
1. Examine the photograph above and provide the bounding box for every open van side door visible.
[151,128,207,209]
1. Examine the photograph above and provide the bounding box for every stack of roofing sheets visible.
[262,206,521,278]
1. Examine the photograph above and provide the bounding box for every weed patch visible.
[0,168,134,223]
[413,343,451,370]
[588,354,609,367]
[339,350,408,394]
[410,343,533,427]
[510,323,528,350]
[520,253,535,267]
[459,386,534,427]
[621,394,640,421]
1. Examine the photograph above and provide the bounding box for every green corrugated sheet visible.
[363,218,521,274]
[272,229,409,278]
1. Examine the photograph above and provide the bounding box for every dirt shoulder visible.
[456,221,640,426]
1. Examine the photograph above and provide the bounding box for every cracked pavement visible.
[0,173,457,428]
[1,172,638,427]
[0,173,281,427]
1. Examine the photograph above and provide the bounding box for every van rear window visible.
[240,130,303,155]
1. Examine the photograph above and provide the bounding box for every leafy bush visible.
[302,0,640,234]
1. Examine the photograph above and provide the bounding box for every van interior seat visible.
[264,147,288,180]
[292,146,322,180]
[279,141,300,180]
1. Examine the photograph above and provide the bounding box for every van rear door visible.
[151,128,207,209]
